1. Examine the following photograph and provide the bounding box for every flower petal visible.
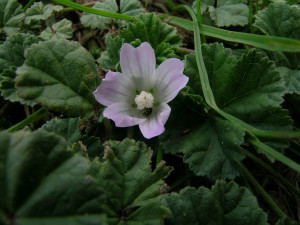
[103,102,146,127]
[120,42,156,91]
[154,58,189,103]
[93,71,135,106]
[139,103,171,139]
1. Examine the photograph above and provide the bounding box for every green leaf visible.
[209,0,249,27]
[182,117,245,180]
[116,0,144,27]
[164,15,300,53]
[97,139,171,224]
[159,100,205,155]
[192,0,215,14]
[15,39,99,117]
[98,34,124,70]
[120,0,143,17]
[174,44,292,178]
[41,117,104,159]
[0,33,40,74]
[277,67,300,94]
[186,44,292,136]
[0,33,39,106]
[0,0,24,36]
[163,181,268,225]
[254,2,300,69]
[254,2,300,40]
[0,67,35,106]
[24,2,63,25]
[80,0,118,30]
[40,19,73,40]
[0,130,106,225]
[80,0,143,30]
[100,13,181,70]
[119,13,181,49]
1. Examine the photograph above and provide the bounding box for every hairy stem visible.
[7,107,48,132]
[241,164,286,218]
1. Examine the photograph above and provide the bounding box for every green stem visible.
[247,136,300,174]
[175,5,300,174]
[196,0,206,43]
[103,118,112,140]
[241,164,286,218]
[156,145,163,165]
[7,107,48,132]
[167,0,175,11]
[249,0,254,33]
[50,0,138,22]
[168,173,194,192]
[160,15,300,53]
[175,4,216,107]
[242,148,300,197]
[127,127,134,139]
[23,0,36,10]
[255,0,259,14]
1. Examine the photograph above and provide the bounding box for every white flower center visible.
[135,91,154,110]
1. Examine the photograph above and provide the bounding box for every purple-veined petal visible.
[103,102,146,127]
[139,103,171,139]
[120,42,156,91]
[93,71,135,107]
[154,58,189,103]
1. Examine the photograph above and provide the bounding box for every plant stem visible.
[50,0,138,22]
[24,0,36,10]
[247,136,300,173]
[249,0,254,33]
[103,118,112,140]
[255,0,259,14]
[242,148,300,197]
[177,4,300,174]
[196,0,206,43]
[241,164,286,219]
[7,107,48,132]
[127,127,134,139]
[156,145,163,165]
[167,0,175,11]
[168,173,194,192]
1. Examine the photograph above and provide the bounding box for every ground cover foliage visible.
[0,0,300,224]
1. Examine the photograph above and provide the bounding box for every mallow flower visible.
[93,42,189,139]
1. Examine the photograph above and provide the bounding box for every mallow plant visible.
[0,0,300,224]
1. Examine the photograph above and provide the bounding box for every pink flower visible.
[93,42,189,139]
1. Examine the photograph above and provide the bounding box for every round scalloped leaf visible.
[24,2,63,25]
[209,0,249,27]
[277,67,300,95]
[165,43,291,179]
[97,139,171,224]
[0,33,40,74]
[0,67,35,106]
[0,130,106,225]
[40,19,73,40]
[99,13,180,70]
[0,0,24,36]
[182,117,245,180]
[41,117,104,159]
[254,2,300,70]
[163,181,268,225]
[80,0,118,30]
[15,39,99,117]
[119,13,181,49]
[185,43,292,138]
